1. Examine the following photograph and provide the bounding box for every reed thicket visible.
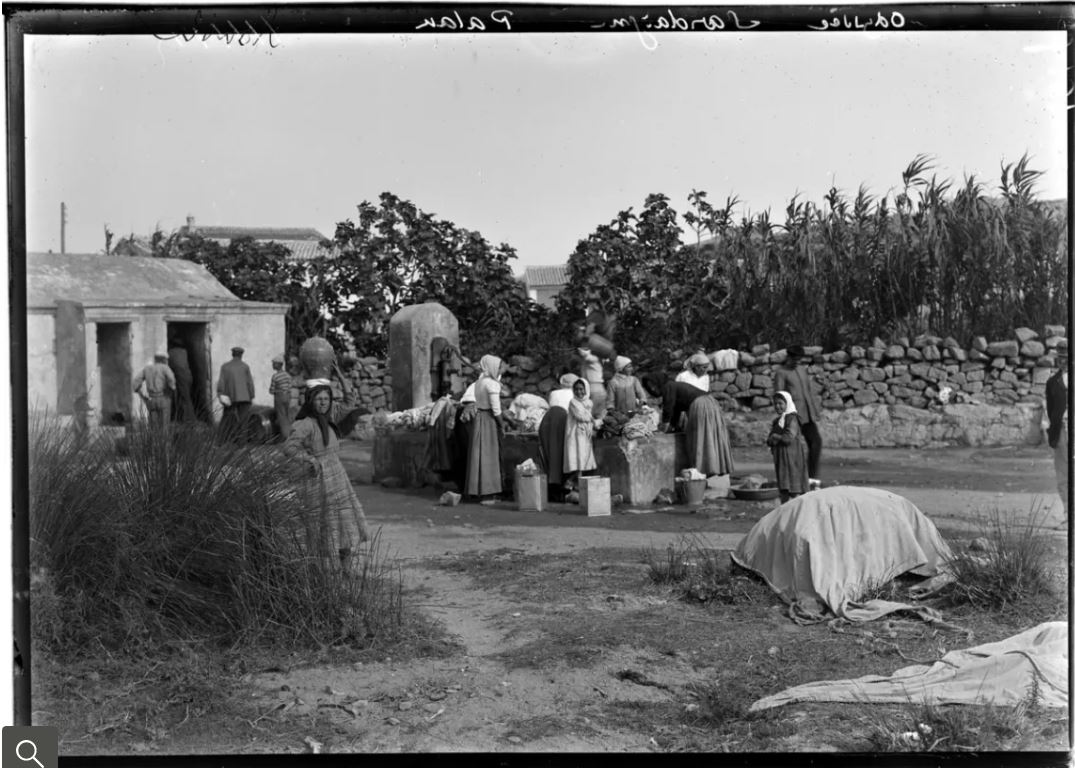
[29,414,403,656]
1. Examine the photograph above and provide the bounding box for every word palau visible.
[807,11,907,30]
[414,9,515,31]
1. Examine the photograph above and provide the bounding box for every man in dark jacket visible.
[1045,338,1069,524]
[774,345,823,488]
[168,337,196,423]
[217,346,255,444]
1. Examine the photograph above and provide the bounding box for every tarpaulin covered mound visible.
[731,486,953,623]
[750,622,1068,711]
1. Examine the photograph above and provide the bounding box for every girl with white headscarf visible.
[765,390,809,503]
[466,354,504,502]
[563,378,597,480]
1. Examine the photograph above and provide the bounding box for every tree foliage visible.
[326,192,548,358]
[150,230,339,353]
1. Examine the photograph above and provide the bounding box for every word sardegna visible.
[590,9,761,49]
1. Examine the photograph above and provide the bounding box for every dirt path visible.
[241,443,1065,753]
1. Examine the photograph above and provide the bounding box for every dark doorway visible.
[95,322,132,425]
[167,322,213,423]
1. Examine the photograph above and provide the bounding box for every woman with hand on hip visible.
[283,381,370,570]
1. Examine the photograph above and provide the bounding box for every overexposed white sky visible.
[23,29,1068,270]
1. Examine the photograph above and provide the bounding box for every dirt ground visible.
[48,442,1071,754]
[229,443,1068,753]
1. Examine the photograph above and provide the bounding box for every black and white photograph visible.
[6,4,1072,756]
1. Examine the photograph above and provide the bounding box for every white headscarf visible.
[479,354,502,381]
[559,372,580,389]
[614,356,631,373]
[775,390,798,429]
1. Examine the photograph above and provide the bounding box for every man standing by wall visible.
[217,346,255,444]
[1046,338,1069,526]
[269,354,292,441]
[774,345,823,489]
[168,337,195,423]
[133,352,176,429]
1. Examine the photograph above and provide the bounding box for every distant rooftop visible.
[523,264,569,287]
[189,225,328,242]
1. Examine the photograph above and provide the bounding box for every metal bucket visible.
[676,477,707,505]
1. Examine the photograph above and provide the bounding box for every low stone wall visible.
[726,402,1044,449]
[344,324,1064,449]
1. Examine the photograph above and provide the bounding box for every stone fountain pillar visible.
[387,302,459,411]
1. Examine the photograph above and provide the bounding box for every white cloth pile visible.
[750,622,1068,712]
[507,393,549,433]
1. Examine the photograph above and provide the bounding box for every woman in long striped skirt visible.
[466,355,504,504]
[686,392,734,478]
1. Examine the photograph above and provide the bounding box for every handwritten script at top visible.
[154,18,280,47]
[806,11,906,30]
[591,9,761,49]
[414,9,514,31]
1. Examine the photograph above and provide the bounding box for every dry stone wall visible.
[343,325,1066,448]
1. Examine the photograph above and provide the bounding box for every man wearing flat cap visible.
[268,354,292,440]
[133,352,176,429]
[1045,337,1069,525]
[774,345,823,488]
[217,346,255,444]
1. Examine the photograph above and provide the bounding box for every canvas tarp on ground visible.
[750,622,1068,711]
[730,486,953,623]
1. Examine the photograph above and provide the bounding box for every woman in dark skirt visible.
[661,380,706,432]
[451,381,477,494]
[685,393,734,478]
[766,390,809,503]
[465,355,505,503]
[539,373,577,502]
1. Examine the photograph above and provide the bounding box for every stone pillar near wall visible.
[388,302,460,411]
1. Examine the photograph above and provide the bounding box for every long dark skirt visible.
[425,405,455,472]
[686,396,734,476]
[537,406,568,486]
[466,409,502,497]
[451,415,473,494]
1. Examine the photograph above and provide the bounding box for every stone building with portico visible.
[26,252,288,427]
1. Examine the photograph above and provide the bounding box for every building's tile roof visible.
[27,252,240,308]
[524,264,569,287]
[192,226,328,242]
[190,226,336,262]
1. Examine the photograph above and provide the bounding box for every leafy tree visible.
[327,192,542,359]
[151,230,339,353]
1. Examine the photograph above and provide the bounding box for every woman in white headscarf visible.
[539,373,577,501]
[607,356,647,413]
[765,390,809,503]
[465,355,504,503]
[563,378,597,484]
[675,352,712,392]
[685,389,734,478]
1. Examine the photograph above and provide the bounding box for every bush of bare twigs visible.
[29,414,404,656]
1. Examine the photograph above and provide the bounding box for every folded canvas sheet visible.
[751,622,1068,711]
[731,487,953,622]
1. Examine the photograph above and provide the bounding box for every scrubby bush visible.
[29,414,403,655]
[941,504,1058,614]
[644,535,764,605]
